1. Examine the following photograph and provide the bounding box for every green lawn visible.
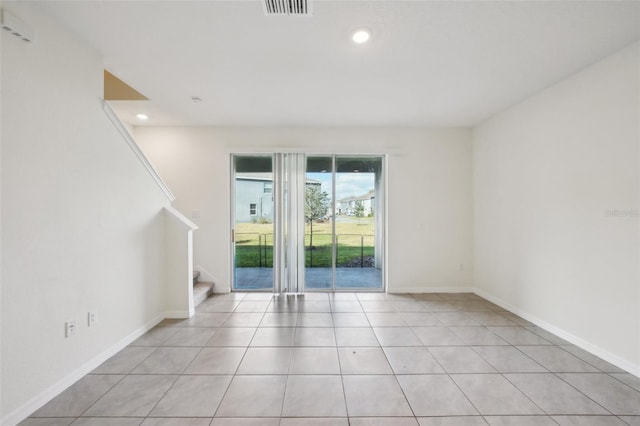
[234,217,375,267]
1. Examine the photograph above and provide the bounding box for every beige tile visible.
[418,417,487,426]
[162,327,217,346]
[483,417,556,426]
[335,327,379,346]
[187,312,231,327]
[150,375,232,417]
[71,419,143,426]
[32,375,123,417]
[237,347,292,374]
[211,419,279,426]
[397,374,478,416]
[289,347,340,374]
[343,375,412,417]
[84,375,176,417]
[338,347,392,374]
[92,347,155,374]
[506,373,608,415]
[184,347,245,374]
[206,327,256,347]
[216,375,287,417]
[18,419,75,426]
[293,327,336,346]
[131,347,200,374]
[451,374,542,415]
[282,375,347,417]
[250,327,296,346]
[517,346,599,372]
[383,347,444,374]
[130,327,179,346]
[297,313,333,327]
[552,416,629,425]
[373,327,422,346]
[412,327,465,346]
[557,373,640,415]
[332,313,370,327]
[351,419,419,426]
[280,419,349,426]
[428,347,496,373]
[141,419,211,426]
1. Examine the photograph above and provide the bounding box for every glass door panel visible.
[335,156,383,290]
[305,156,334,290]
[232,155,274,291]
[232,153,384,293]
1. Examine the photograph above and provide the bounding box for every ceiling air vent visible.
[264,0,312,16]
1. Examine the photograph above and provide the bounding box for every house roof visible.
[338,190,375,203]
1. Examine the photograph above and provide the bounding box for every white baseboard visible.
[164,310,192,319]
[473,287,640,378]
[2,314,165,426]
[389,286,475,294]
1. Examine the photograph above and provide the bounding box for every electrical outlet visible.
[65,320,76,338]
[88,311,98,327]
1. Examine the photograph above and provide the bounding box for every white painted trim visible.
[474,287,640,378]
[389,286,475,294]
[164,206,198,231]
[102,100,175,202]
[383,154,389,293]
[164,310,192,319]
[2,314,165,426]
[223,145,404,156]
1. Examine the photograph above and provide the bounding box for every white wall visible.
[473,42,640,373]
[1,2,172,422]
[135,127,473,293]
[164,206,198,318]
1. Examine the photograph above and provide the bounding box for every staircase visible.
[193,270,214,307]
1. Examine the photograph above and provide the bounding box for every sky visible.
[307,172,375,200]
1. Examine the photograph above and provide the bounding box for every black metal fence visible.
[235,233,374,268]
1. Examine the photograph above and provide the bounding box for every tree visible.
[353,200,365,218]
[305,185,330,267]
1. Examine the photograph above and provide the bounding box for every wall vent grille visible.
[1,9,34,42]
[264,0,312,16]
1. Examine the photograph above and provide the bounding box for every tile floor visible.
[21,292,640,426]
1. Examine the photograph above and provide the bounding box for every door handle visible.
[231,229,235,243]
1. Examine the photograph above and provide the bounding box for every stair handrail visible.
[165,206,198,231]
[102,100,175,202]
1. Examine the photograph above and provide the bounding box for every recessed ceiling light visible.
[352,29,370,44]
[136,113,149,121]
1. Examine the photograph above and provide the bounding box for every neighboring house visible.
[235,174,274,223]
[235,174,321,223]
[337,189,375,216]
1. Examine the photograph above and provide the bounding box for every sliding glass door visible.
[305,156,334,290]
[305,156,384,291]
[232,153,384,292]
[232,155,274,291]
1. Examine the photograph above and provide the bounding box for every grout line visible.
[31,291,640,425]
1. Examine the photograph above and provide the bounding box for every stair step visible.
[193,281,214,307]
[192,270,201,286]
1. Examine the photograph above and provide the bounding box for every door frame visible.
[230,152,388,293]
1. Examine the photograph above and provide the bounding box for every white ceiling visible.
[41,0,639,127]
